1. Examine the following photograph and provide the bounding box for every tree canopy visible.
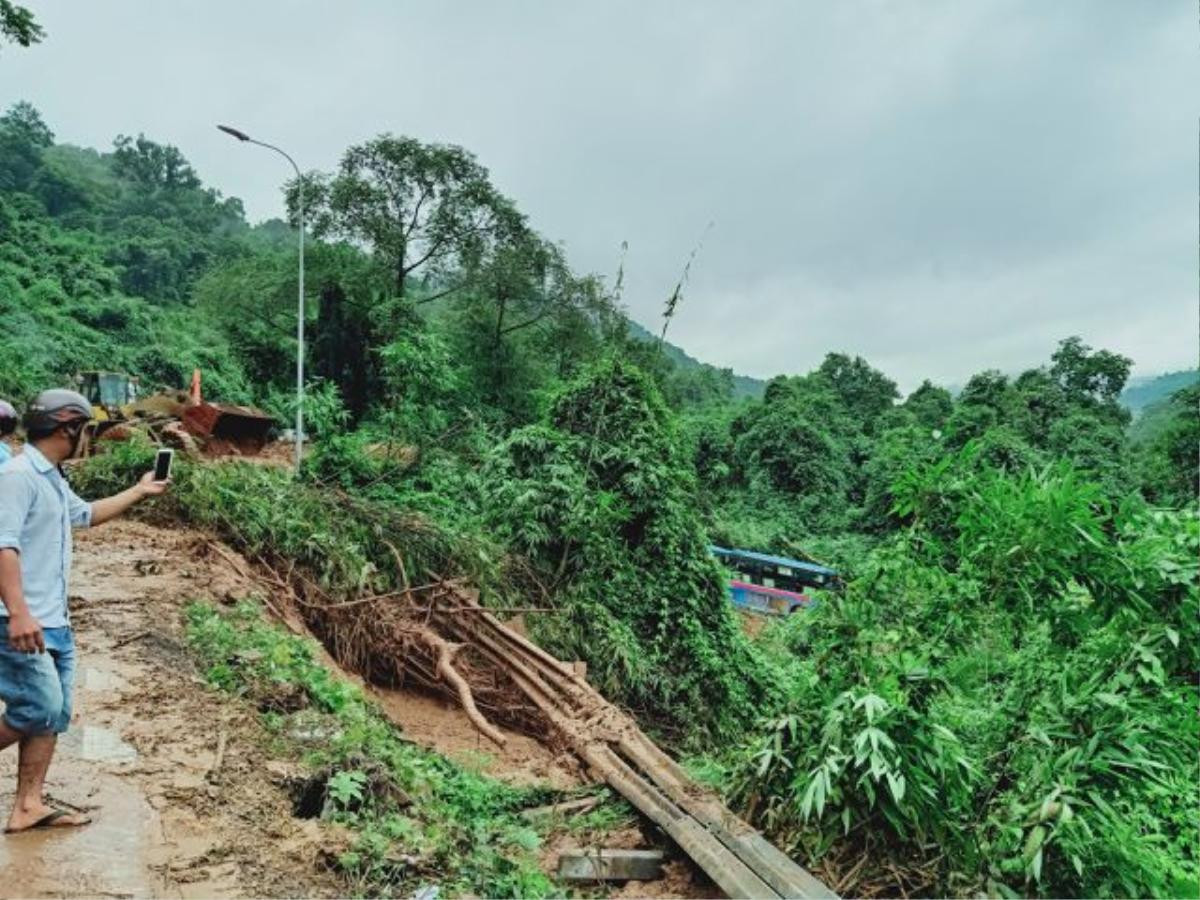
[290,135,525,299]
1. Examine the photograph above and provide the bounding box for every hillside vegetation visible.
[5,101,1197,898]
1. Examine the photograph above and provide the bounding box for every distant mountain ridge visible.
[1120,369,1199,415]
[626,319,766,399]
[628,317,1193,413]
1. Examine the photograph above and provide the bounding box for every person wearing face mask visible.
[0,389,170,833]
[0,401,18,465]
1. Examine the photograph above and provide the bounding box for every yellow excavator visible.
[76,370,275,454]
[78,371,143,422]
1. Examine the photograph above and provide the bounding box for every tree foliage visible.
[733,456,1198,897]
[1138,383,1199,507]
[903,379,953,430]
[0,1,42,51]
[484,359,774,743]
[0,112,252,401]
[816,352,900,432]
[290,134,524,299]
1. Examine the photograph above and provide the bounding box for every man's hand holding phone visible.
[138,470,171,498]
[139,448,174,498]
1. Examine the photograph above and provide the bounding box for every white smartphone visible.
[153,448,174,482]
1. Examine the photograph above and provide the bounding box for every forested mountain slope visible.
[626,318,766,400]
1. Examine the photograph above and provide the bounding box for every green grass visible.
[185,599,570,898]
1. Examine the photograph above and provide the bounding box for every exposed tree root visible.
[250,552,531,744]
[412,625,507,747]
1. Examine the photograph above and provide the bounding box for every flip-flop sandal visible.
[4,809,92,833]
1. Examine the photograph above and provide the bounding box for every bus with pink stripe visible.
[709,545,840,616]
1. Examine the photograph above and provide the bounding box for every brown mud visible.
[370,686,584,790]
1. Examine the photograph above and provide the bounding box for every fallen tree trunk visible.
[426,586,837,899]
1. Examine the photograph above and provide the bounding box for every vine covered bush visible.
[485,358,776,745]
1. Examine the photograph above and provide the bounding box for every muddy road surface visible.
[0,521,343,899]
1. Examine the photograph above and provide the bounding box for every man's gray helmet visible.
[23,389,92,432]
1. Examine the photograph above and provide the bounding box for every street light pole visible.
[217,124,305,474]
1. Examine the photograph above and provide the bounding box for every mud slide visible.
[0,522,344,899]
[243,532,836,896]
[272,548,834,897]
[0,521,720,899]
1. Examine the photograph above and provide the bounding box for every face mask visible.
[66,423,89,459]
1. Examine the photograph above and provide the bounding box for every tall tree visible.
[0,101,50,191]
[291,135,524,299]
[1140,383,1200,505]
[817,352,899,431]
[1049,336,1132,412]
[0,101,52,147]
[105,135,246,300]
[112,134,202,190]
[945,369,1014,448]
[903,379,954,430]
[479,231,562,349]
[730,373,855,505]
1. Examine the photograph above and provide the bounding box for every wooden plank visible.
[728,832,839,900]
[617,735,838,899]
[558,849,664,882]
[520,795,603,822]
[439,589,838,899]
[583,744,782,899]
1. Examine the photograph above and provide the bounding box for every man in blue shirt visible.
[0,389,169,833]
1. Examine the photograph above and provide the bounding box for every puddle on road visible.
[77,666,129,693]
[59,725,138,763]
[0,729,157,899]
[0,775,159,899]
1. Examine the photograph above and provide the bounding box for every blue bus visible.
[709,545,839,616]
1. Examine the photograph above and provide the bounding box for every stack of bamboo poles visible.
[429,586,837,900]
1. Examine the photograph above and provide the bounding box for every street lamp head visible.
[217,124,251,142]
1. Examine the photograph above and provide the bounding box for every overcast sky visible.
[4,1,1196,391]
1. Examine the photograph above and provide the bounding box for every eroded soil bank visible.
[0,519,716,899]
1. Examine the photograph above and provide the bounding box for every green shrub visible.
[484,358,776,746]
[730,450,1200,897]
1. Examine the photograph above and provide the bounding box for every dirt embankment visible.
[0,519,717,899]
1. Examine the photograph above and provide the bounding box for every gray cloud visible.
[5,0,1195,391]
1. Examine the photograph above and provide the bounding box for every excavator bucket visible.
[182,402,275,453]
